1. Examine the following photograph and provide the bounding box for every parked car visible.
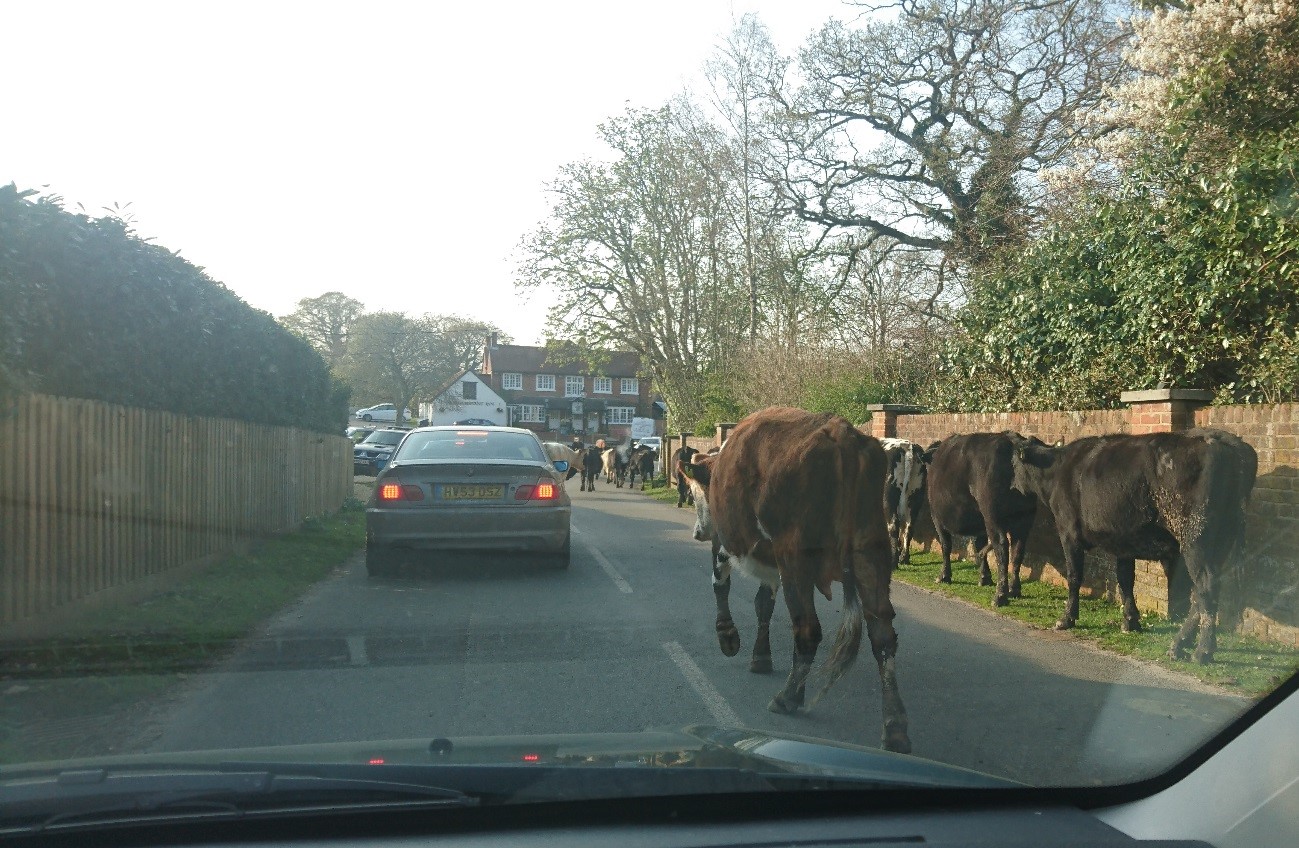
[365,425,572,575]
[352,427,411,475]
[452,418,498,426]
[353,403,409,423]
[345,426,375,442]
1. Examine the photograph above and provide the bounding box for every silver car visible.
[365,426,572,575]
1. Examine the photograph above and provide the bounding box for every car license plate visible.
[441,484,503,500]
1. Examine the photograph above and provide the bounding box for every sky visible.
[3,0,857,346]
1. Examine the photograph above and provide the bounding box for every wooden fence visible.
[0,393,353,627]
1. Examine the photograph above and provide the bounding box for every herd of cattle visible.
[542,410,1258,755]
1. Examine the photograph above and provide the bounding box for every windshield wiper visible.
[1,765,476,835]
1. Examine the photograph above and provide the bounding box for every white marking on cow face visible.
[688,480,713,542]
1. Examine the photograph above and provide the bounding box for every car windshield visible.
[361,430,407,447]
[2,0,1297,838]
[395,430,547,462]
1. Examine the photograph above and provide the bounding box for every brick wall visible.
[879,401,1299,648]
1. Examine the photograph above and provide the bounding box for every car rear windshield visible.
[361,430,407,447]
[395,430,546,462]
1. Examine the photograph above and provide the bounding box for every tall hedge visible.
[0,185,348,432]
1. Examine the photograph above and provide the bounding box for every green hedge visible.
[0,185,347,431]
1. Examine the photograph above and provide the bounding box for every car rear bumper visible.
[367,504,571,552]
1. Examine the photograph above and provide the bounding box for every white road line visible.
[345,635,368,666]
[663,641,742,727]
[571,525,633,593]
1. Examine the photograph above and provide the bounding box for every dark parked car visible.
[365,425,572,575]
[352,427,411,475]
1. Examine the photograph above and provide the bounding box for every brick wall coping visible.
[1119,389,1214,403]
[866,404,928,413]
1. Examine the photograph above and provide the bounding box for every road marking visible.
[346,635,369,666]
[572,525,633,594]
[663,641,741,727]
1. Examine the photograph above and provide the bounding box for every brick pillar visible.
[1120,389,1213,435]
[865,404,926,440]
[715,422,736,447]
[1119,388,1211,619]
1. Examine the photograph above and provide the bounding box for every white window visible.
[511,404,545,423]
[565,376,584,397]
[535,374,555,392]
[620,377,639,395]
[501,372,522,391]
[608,406,635,425]
[593,377,612,394]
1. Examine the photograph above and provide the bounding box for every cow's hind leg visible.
[975,533,993,586]
[936,527,955,584]
[712,545,740,657]
[866,613,911,754]
[987,526,1011,607]
[1114,556,1143,633]
[769,580,821,714]
[750,584,775,674]
[1055,540,1086,630]
[1174,553,1219,664]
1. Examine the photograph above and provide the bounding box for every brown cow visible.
[682,407,910,754]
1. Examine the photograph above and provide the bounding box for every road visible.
[134,485,1246,786]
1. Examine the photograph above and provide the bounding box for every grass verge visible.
[892,550,1298,698]
[0,502,366,763]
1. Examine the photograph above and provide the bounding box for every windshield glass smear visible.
[0,0,1296,823]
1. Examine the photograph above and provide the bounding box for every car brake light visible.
[513,480,558,501]
[378,484,424,501]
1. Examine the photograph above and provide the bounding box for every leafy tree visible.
[280,292,364,367]
[517,103,750,427]
[339,313,501,420]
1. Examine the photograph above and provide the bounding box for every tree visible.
[339,312,501,420]
[280,292,364,367]
[517,104,750,428]
[772,0,1130,274]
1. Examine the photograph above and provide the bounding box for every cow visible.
[627,445,657,490]
[681,407,910,754]
[1010,429,1256,664]
[602,447,618,483]
[879,438,927,568]
[672,445,699,507]
[922,432,1040,608]
[579,445,603,492]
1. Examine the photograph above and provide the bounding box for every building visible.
[416,369,509,426]
[479,334,661,441]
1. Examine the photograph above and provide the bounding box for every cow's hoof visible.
[1010,586,1022,599]
[980,575,994,587]
[1167,645,1188,661]
[1194,651,1214,665]
[992,594,1009,608]
[1054,617,1076,631]
[749,655,772,674]
[716,625,741,658]
[1121,618,1143,634]
[935,575,951,584]
[767,695,800,715]
[882,727,912,755]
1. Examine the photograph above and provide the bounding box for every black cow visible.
[923,432,1040,607]
[579,445,603,492]
[627,445,657,490]
[879,438,927,568]
[673,445,699,507]
[1011,429,1256,664]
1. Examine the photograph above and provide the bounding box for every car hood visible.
[6,725,1020,794]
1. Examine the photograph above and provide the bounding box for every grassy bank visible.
[0,502,366,763]
[891,550,1298,697]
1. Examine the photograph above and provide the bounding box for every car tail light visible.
[378,483,424,501]
[514,480,559,501]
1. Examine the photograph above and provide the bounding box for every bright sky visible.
[3,0,856,346]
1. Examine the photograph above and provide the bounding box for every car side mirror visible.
[552,460,570,473]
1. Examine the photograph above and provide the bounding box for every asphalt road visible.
[136,483,1247,786]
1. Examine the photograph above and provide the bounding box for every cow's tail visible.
[807,422,865,708]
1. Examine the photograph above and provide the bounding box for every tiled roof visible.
[487,343,641,377]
